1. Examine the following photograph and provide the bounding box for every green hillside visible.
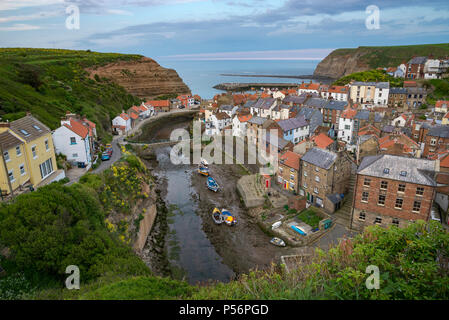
[0,48,143,141]
[337,43,449,68]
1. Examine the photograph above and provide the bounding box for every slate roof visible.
[376,82,390,89]
[247,116,266,126]
[325,100,347,110]
[296,107,323,134]
[374,113,383,123]
[408,56,427,65]
[262,132,290,149]
[277,116,308,132]
[390,87,407,94]
[0,131,23,151]
[358,154,437,186]
[355,110,370,120]
[244,100,256,108]
[253,98,275,110]
[10,115,50,142]
[219,105,234,111]
[327,193,344,204]
[352,81,378,86]
[428,125,449,138]
[301,147,337,169]
[304,98,328,109]
[283,95,307,105]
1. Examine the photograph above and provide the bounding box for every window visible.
[344,125,350,130]
[395,198,403,209]
[304,171,308,177]
[16,146,21,156]
[32,125,42,131]
[304,163,307,167]
[20,164,25,176]
[378,194,386,206]
[32,146,37,158]
[398,184,406,193]
[430,138,436,146]
[20,129,30,137]
[400,171,407,177]
[416,187,424,196]
[72,153,78,158]
[315,167,319,172]
[8,170,14,182]
[413,200,421,212]
[392,218,399,227]
[45,139,49,151]
[359,211,366,221]
[364,178,371,187]
[383,168,390,174]
[303,182,307,189]
[314,187,318,194]
[315,176,320,182]
[380,181,388,190]
[374,217,382,225]
[290,174,295,181]
[361,192,369,202]
[70,137,76,145]
[3,151,10,162]
[39,158,54,179]
[290,168,295,173]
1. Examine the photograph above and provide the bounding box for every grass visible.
[0,48,142,141]
[297,208,322,229]
[333,69,403,87]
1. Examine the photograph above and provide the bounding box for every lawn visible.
[297,208,323,229]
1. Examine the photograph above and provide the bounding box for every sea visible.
[156,59,320,100]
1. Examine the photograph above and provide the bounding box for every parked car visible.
[178,105,185,109]
[101,152,110,161]
[106,147,113,156]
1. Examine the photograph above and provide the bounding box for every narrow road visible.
[91,136,123,174]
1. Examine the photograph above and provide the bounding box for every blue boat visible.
[291,225,307,236]
[207,176,219,192]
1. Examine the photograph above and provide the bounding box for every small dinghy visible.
[271,221,282,230]
[212,208,237,226]
[270,237,286,247]
[207,176,219,192]
[198,165,209,176]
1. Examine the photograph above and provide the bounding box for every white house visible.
[272,90,286,100]
[52,118,92,167]
[298,82,320,95]
[112,113,131,135]
[391,114,408,127]
[394,63,406,78]
[140,103,154,118]
[326,86,349,101]
[218,105,238,118]
[232,114,252,137]
[337,108,357,144]
[277,116,309,144]
[250,98,277,118]
[374,82,390,106]
[205,112,231,135]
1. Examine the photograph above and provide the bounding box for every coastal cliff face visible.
[314,44,449,79]
[86,57,191,99]
[313,48,370,79]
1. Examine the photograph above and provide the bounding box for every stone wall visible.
[133,203,157,252]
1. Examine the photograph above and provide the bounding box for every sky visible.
[1,0,449,61]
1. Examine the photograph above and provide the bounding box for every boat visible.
[221,209,237,226]
[211,208,237,226]
[270,237,286,247]
[212,208,223,224]
[200,158,209,167]
[207,176,219,192]
[291,225,307,236]
[271,221,282,230]
[198,165,209,176]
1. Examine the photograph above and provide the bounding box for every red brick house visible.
[423,126,449,158]
[351,154,438,230]
[405,57,427,80]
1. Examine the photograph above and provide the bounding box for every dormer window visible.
[400,171,407,177]
[383,168,390,174]
[32,125,42,131]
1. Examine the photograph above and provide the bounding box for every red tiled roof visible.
[279,151,301,171]
[146,100,170,107]
[120,113,130,121]
[129,112,139,120]
[440,153,449,168]
[312,133,334,149]
[299,82,320,91]
[436,100,449,109]
[328,85,348,94]
[341,108,357,119]
[238,114,252,122]
[64,119,88,139]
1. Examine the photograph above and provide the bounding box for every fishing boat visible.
[211,208,237,226]
[270,237,286,247]
[200,158,209,167]
[207,176,219,192]
[271,221,282,230]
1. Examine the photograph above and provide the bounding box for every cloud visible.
[162,48,335,60]
[106,9,133,16]
[0,11,62,23]
[0,23,41,31]
[0,0,64,11]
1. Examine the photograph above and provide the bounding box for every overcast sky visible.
[1,0,449,60]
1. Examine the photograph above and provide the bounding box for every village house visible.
[405,56,427,79]
[296,107,323,135]
[406,87,427,109]
[394,63,406,78]
[293,132,336,155]
[0,115,63,193]
[442,112,449,125]
[351,155,438,230]
[374,82,390,106]
[246,116,267,146]
[298,82,321,95]
[388,87,408,109]
[270,104,290,120]
[277,151,301,193]
[112,113,131,135]
[250,98,277,118]
[146,100,170,112]
[205,112,231,136]
[299,147,352,212]
[435,100,449,114]
[378,133,421,158]
[423,126,449,158]
[424,58,449,79]
[356,134,379,165]
[283,94,308,109]
[411,121,432,144]
[337,107,358,145]
[277,116,309,144]
[323,85,349,101]
[232,114,252,137]
[349,81,377,105]
[261,132,293,166]
[177,95,195,108]
[218,105,238,118]
[52,117,93,168]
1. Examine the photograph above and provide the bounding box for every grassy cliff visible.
[0,48,143,141]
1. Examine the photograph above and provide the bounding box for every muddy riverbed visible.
[138,118,295,284]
